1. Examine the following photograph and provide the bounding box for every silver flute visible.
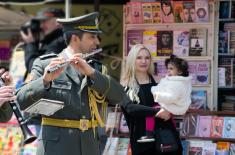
[47,48,102,73]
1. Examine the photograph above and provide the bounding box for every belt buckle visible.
[80,119,89,131]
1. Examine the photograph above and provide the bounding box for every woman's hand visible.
[155,108,171,121]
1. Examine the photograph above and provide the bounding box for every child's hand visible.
[155,108,171,121]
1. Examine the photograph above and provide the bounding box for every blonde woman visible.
[120,44,182,155]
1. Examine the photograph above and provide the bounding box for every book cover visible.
[219,1,230,19]
[116,138,129,155]
[222,117,235,139]
[190,90,207,110]
[118,114,129,134]
[219,57,234,87]
[183,1,196,23]
[188,140,204,155]
[142,2,153,23]
[218,31,229,54]
[197,115,212,137]
[157,30,173,56]
[161,0,174,23]
[196,61,210,85]
[173,1,184,23]
[143,30,157,57]
[182,113,199,137]
[216,141,230,154]
[189,29,207,56]
[202,142,216,155]
[195,0,209,23]
[229,143,235,155]
[152,2,162,23]
[126,30,143,55]
[210,116,224,138]
[130,2,143,24]
[173,30,190,56]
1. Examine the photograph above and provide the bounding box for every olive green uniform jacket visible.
[16,54,126,155]
[0,103,13,122]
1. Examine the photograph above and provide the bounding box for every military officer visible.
[17,12,127,155]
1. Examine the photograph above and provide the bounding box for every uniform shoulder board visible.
[39,53,58,60]
[88,59,107,74]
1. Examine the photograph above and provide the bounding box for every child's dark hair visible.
[165,54,189,77]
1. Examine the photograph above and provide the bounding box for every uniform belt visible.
[42,117,98,131]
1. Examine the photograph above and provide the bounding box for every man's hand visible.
[0,86,16,107]
[156,108,171,121]
[20,29,35,43]
[70,54,95,77]
[43,57,66,86]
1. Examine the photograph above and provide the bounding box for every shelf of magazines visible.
[180,109,235,143]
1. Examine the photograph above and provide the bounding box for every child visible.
[137,54,192,143]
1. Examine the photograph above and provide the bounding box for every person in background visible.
[0,68,15,122]
[20,7,67,135]
[20,7,66,73]
[17,12,128,155]
[120,44,182,155]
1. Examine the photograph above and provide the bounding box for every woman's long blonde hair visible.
[120,44,154,103]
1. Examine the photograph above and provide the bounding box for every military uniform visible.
[17,12,126,155]
[0,103,13,122]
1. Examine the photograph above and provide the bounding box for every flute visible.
[47,48,102,73]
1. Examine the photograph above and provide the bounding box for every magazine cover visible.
[152,2,162,23]
[157,30,173,56]
[130,2,143,24]
[189,29,207,56]
[173,30,190,56]
[190,90,207,110]
[126,30,143,55]
[161,0,174,23]
[222,117,235,139]
[142,2,153,23]
[195,0,209,22]
[173,1,184,23]
[197,115,212,137]
[210,116,224,138]
[183,1,196,23]
[143,30,157,57]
